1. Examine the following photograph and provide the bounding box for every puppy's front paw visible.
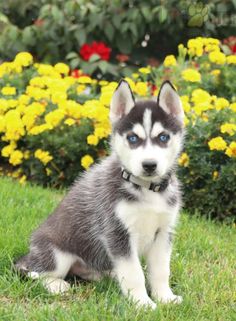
[153,288,182,304]
[159,293,183,304]
[135,296,157,310]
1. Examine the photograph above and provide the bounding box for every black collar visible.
[121,169,171,193]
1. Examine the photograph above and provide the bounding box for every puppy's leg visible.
[147,230,182,304]
[15,246,76,294]
[114,254,156,309]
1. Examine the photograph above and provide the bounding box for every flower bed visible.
[0,37,235,222]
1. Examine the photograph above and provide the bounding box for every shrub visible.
[0,37,235,222]
[0,0,236,77]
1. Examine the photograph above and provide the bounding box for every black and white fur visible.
[15,80,185,309]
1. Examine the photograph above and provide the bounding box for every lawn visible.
[0,177,235,321]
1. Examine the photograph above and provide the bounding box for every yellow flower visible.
[201,113,209,122]
[138,67,151,74]
[64,118,76,126]
[178,152,189,167]
[19,175,27,185]
[180,96,191,113]
[34,149,53,165]
[29,124,52,135]
[87,135,99,146]
[45,110,64,127]
[14,52,33,67]
[209,51,226,64]
[54,63,69,75]
[211,69,221,76]
[132,73,139,79]
[99,80,109,86]
[220,123,236,136]
[1,141,17,157]
[182,69,201,82]
[77,76,92,84]
[81,155,94,169]
[1,86,16,96]
[46,168,52,176]
[187,37,207,57]
[135,82,148,96]
[225,141,236,157]
[212,171,219,180]
[9,150,24,166]
[230,103,236,112]
[214,98,229,110]
[191,89,212,106]
[208,137,227,151]
[163,55,177,67]
[76,85,86,94]
[226,55,236,64]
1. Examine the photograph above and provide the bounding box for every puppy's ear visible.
[157,81,184,125]
[110,80,135,124]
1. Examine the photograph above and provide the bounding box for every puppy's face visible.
[110,80,184,180]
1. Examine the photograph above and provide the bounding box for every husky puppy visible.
[15,80,184,309]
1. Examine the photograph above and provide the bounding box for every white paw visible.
[158,292,182,304]
[42,278,71,294]
[135,296,157,310]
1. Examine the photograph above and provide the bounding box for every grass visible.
[0,177,235,321]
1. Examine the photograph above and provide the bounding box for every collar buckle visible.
[149,182,160,192]
[121,170,130,181]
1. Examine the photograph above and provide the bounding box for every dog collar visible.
[121,169,170,193]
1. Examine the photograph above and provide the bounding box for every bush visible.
[0,0,236,78]
[0,37,235,222]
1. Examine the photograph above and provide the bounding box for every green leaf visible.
[89,54,101,63]
[51,5,64,24]
[66,52,79,60]
[74,28,86,46]
[98,61,108,73]
[22,27,35,46]
[82,62,98,74]
[141,6,151,22]
[104,23,115,41]
[0,12,9,24]
[116,34,132,54]
[113,15,122,29]
[159,6,168,23]
[69,57,80,69]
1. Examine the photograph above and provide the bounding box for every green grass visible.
[0,177,235,321]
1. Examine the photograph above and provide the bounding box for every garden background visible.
[0,1,236,320]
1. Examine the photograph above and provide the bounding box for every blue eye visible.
[127,134,139,144]
[159,133,170,143]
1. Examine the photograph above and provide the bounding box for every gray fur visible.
[16,156,137,274]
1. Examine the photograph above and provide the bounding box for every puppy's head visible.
[110,80,184,181]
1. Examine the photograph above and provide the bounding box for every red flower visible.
[34,19,44,27]
[116,54,129,62]
[80,42,111,61]
[223,36,236,55]
[231,44,236,54]
[70,69,82,78]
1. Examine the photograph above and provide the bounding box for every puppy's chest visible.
[116,191,176,254]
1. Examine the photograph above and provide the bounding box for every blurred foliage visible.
[0,0,235,76]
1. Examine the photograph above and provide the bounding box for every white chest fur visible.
[116,188,179,255]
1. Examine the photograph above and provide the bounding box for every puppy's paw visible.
[43,278,71,294]
[136,296,157,310]
[159,294,183,304]
[153,288,182,304]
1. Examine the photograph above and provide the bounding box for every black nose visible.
[142,161,157,174]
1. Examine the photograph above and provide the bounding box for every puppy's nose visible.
[142,161,157,174]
